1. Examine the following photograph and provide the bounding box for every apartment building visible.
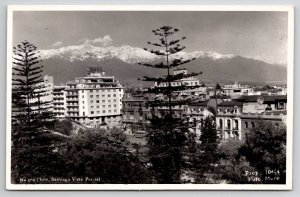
[216,101,243,140]
[223,81,253,98]
[153,69,206,96]
[65,67,124,127]
[53,85,67,118]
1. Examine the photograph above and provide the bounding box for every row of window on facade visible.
[217,108,239,114]
[158,81,199,87]
[87,94,119,98]
[79,99,120,104]
[218,119,240,130]
[89,109,118,115]
[83,104,118,109]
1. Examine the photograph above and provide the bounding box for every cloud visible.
[52,41,63,47]
[80,35,113,46]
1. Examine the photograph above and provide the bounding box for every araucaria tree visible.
[139,26,202,183]
[12,41,52,127]
[11,41,62,183]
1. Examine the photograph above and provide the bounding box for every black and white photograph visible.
[6,5,294,190]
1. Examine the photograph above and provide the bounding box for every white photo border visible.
[6,5,294,191]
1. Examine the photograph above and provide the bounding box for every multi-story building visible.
[216,101,243,140]
[154,69,207,96]
[223,81,253,98]
[53,85,67,118]
[184,101,210,137]
[122,91,188,134]
[29,74,54,113]
[65,67,124,127]
[236,95,287,133]
[216,95,287,141]
[122,91,155,134]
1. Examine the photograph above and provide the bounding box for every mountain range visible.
[39,44,287,86]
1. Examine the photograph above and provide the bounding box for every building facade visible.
[53,85,67,118]
[223,81,253,98]
[65,67,124,127]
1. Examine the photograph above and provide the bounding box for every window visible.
[113,94,116,97]
[108,94,111,97]
[234,120,239,130]
[113,89,116,92]
[102,94,105,97]
[102,100,105,102]
[114,109,117,112]
[108,100,111,103]
[278,102,285,110]
[91,111,94,114]
[82,95,84,98]
[108,105,111,108]
[245,122,248,129]
[91,106,94,108]
[90,95,93,98]
[114,104,117,107]
[102,110,106,113]
[251,122,255,128]
[96,105,100,108]
[102,105,105,108]
[90,90,93,93]
[113,99,117,102]
[91,100,94,103]
[219,119,223,129]
[227,120,231,129]
[96,100,99,103]
[96,95,99,98]
[108,110,111,113]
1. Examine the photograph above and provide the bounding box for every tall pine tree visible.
[11,41,63,183]
[139,26,202,183]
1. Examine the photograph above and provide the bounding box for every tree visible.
[217,139,255,183]
[193,116,219,182]
[12,41,53,129]
[64,128,152,183]
[11,41,61,183]
[239,121,286,184]
[139,26,201,183]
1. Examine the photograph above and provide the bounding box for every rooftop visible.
[234,95,287,102]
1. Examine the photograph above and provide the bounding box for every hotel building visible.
[65,67,124,127]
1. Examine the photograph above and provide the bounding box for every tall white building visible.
[65,67,124,127]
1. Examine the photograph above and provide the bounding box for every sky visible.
[13,11,288,65]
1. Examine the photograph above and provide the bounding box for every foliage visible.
[11,41,61,183]
[139,26,201,183]
[147,114,194,183]
[12,41,53,128]
[217,139,255,184]
[52,119,73,136]
[63,128,152,184]
[239,121,287,184]
[192,116,219,182]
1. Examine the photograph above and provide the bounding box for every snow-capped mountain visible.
[39,44,235,64]
[38,44,287,86]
